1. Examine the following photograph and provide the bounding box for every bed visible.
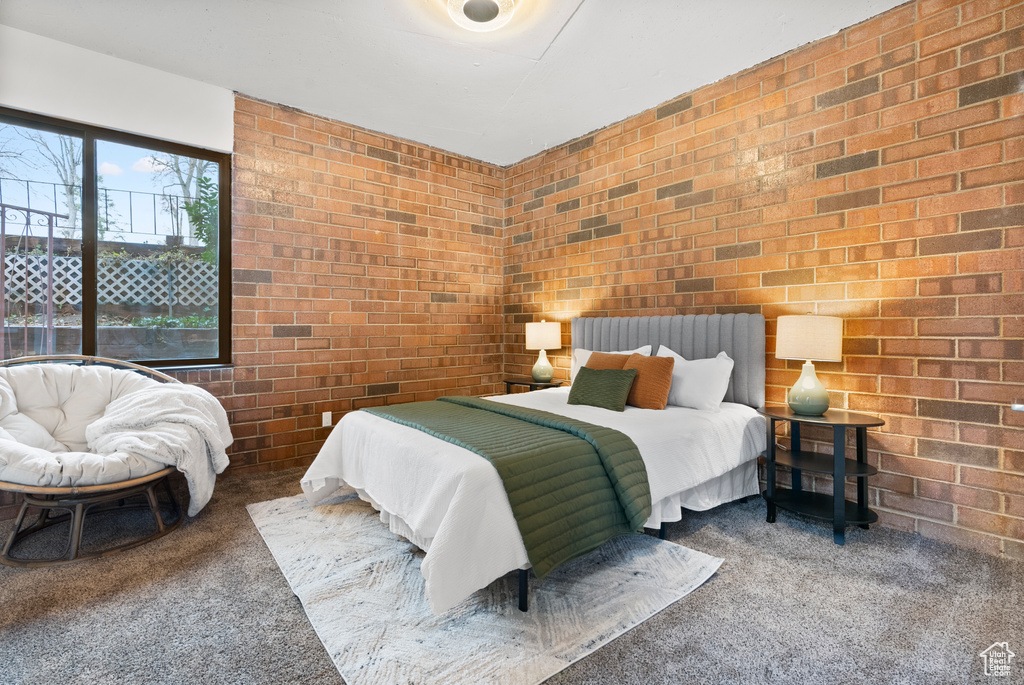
[301,313,767,614]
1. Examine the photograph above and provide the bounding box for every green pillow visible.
[567,366,638,412]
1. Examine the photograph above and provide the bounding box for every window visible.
[0,107,230,366]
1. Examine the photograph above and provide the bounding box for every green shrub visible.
[129,315,218,329]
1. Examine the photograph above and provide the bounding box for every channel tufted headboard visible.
[570,313,766,409]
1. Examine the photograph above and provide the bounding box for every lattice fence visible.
[2,255,218,307]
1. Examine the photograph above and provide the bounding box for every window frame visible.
[0,106,232,367]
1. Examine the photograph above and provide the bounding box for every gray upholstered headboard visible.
[570,313,766,409]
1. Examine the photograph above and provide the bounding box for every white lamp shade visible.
[775,315,843,363]
[525,321,561,351]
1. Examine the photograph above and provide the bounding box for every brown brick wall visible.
[503,0,1024,558]
[219,96,505,475]
[3,2,1020,562]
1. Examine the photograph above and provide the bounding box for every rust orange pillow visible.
[584,352,631,371]
[622,353,675,410]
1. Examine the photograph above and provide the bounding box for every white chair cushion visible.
[0,365,156,452]
[0,441,163,488]
[0,364,164,487]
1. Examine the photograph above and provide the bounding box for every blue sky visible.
[1,123,217,245]
[97,140,188,194]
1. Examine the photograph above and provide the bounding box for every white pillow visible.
[656,347,734,411]
[570,344,652,382]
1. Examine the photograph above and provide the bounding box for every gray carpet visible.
[0,469,1020,684]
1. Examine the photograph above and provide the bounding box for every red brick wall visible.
[503,0,1024,558]
[221,96,505,474]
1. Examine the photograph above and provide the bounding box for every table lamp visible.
[775,314,843,416]
[525,320,561,382]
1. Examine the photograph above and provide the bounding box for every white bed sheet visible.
[301,388,765,614]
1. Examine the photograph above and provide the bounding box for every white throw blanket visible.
[86,384,233,516]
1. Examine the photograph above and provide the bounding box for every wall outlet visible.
[322,411,332,427]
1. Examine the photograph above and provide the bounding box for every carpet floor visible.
[0,468,1020,684]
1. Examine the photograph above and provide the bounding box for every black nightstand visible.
[503,378,563,394]
[759,406,884,545]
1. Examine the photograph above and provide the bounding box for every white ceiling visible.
[0,0,906,166]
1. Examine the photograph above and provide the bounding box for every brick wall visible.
[220,96,505,474]
[503,0,1024,558]
[3,1,1021,561]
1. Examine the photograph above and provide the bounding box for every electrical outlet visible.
[322,411,332,427]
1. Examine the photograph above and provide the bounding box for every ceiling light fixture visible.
[448,0,515,32]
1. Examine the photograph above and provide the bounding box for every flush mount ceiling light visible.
[448,0,515,32]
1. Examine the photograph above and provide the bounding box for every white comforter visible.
[301,388,765,614]
[87,384,233,516]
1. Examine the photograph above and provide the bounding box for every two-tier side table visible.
[759,406,885,545]
[503,378,564,394]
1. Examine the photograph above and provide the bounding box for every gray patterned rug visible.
[247,490,723,685]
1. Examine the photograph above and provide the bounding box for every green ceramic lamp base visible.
[531,349,554,382]
[788,361,830,416]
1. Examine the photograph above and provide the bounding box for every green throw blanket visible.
[364,396,652,577]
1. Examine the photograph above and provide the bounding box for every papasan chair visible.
[0,355,232,567]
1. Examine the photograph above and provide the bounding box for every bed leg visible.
[518,569,528,612]
[658,523,666,540]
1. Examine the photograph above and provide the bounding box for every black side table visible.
[759,406,884,545]
[503,378,563,394]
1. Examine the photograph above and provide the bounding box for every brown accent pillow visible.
[623,353,675,410]
[584,352,631,371]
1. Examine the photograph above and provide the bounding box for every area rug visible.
[247,491,723,685]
